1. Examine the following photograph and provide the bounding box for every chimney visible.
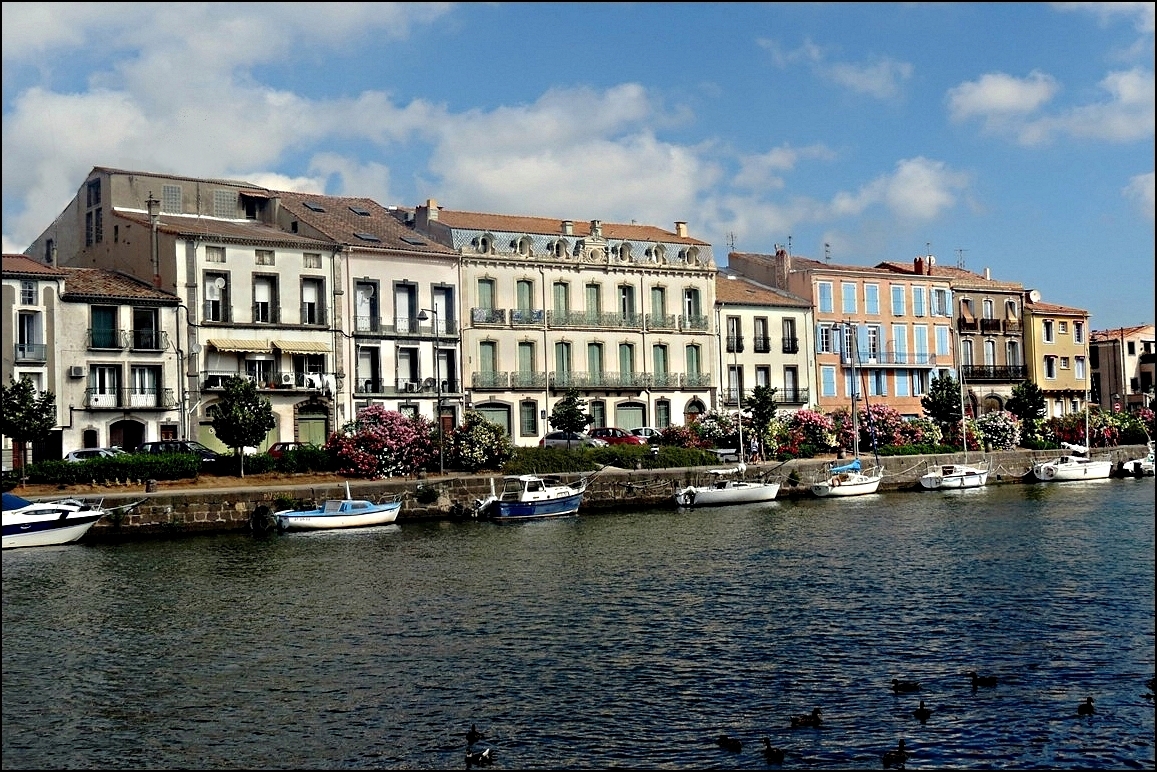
[425,198,438,222]
[914,256,924,275]
[984,267,991,280]
[926,255,935,275]
[674,221,688,238]
[562,220,574,236]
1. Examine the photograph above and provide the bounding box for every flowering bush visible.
[898,417,943,447]
[657,424,711,449]
[783,409,837,451]
[689,409,739,444]
[860,403,906,448]
[446,410,514,472]
[944,418,982,451]
[1042,410,1117,449]
[974,410,1021,450]
[325,404,436,478]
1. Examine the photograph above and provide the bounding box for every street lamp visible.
[417,308,444,475]
[146,191,161,288]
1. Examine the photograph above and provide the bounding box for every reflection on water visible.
[3,480,1154,769]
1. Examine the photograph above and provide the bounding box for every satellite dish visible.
[190,343,202,354]
[362,285,374,297]
[1028,289,1041,303]
[213,277,226,289]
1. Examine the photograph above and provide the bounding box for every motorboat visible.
[475,474,588,522]
[919,462,990,489]
[3,491,106,549]
[674,463,780,507]
[920,362,989,490]
[273,482,401,531]
[1123,441,1154,476]
[811,457,883,497]
[1032,443,1112,482]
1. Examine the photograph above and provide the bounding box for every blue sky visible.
[2,2,1152,328]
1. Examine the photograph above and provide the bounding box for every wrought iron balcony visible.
[645,313,678,331]
[778,386,809,403]
[511,309,545,326]
[472,371,510,389]
[960,365,1027,381]
[980,318,1003,334]
[14,343,47,361]
[840,351,937,367]
[956,317,980,332]
[681,372,713,388]
[726,335,744,353]
[87,329,127,350]
[782,337,800,354]
[354,315,381,333]
[471,308,507,325]
[546,310,643,329]
[753,336,771,354]
[680,314,710,331]
[131,329,169,351]
[83,387,176,409]
[511,371,548,389]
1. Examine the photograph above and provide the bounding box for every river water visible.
[3,478,1154,770]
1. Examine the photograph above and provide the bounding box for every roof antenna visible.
[727,232,736,251]
[824,242,831,263]
[787,235,792,257]
[925,241,932,257]
[955,248,967,269]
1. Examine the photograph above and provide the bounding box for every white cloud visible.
[757,38,912,100]
[1123,171,1155,220]
[831,157,970,222]
[1053,2,1155,35]
[947,71,1060,121]
[733,144,837,190]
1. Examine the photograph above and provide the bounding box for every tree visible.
[1006,380,1048,442]
[746,385,779,441]
[447,410,514,472]
[205,376,276,477]
[325,404,435,478]
[548,387,594,448]
[921,372,963,438]
[0,376,57,480]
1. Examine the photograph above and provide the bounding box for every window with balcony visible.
[90,365,120,408]
[132,307,163,350]
[357,346,380,393]
[726,316,743,353]
[355,281,378,332]
[982,299,994,319]
[651,286,666,316]
[755,366,770,388]
[253,276,278,323]
[245,356,275,387]
[618,284,635,321]
[782,317,798,353]
[683,288,701,318]
[685,345,701,378]
[301,278,325,325]
[1007,340,1021,367]
[554,341,572,376]
[754,317,770,353]
[394,283,418,334]
[129,366,163,407]
[587,343,604,380]
[396,348,419,390]
[867,326,881,360]
[204,273,230,322]
[653,344,669,383]
[552,282,570,314]
[619,343,635,377]
[586,283,602,319]
[16,311,44,361]
[90,306,119,348]
[516,280,534,312]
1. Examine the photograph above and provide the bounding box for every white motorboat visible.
[1032,443,1112,482]
[474,474,588,522]
[920,365,990,490]
[1123,441,1154,476]
[3,492,106,549]
[674,463,780,507]
[273,482,401,531]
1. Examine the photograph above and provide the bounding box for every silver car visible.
[64,447,127,462]
[539,431,608,449]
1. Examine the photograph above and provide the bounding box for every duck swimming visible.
[466,724,485,746]
[892,678,921,693]
[465,746,493,768]
[762,737,785,764]
[882,739,909,769]
[913,700,932,723]
[716,734,742,752]
[1077,697,1095,716]
[967,671,999,688]
[790,707,823,728]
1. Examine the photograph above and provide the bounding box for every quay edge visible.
[14,445,1150,543]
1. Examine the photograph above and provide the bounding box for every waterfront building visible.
[2,254,180,463]
[1089,324,1155,412]
[403,201,717,442]
[714,269,814,414]
[728,250,954,417]
[1022,293,1091,417]
[876,260,1026,415]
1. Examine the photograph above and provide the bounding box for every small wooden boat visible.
[475,474,588,522]
[3,492,107,549]
[273,482,400,531]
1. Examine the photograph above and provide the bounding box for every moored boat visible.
[920,462,990,490]
[811,457,883,497]
[1123,441,1154,476]
[674,463,780,507]
[1032,445,1112,482]
[3,492,107,549]
[273,482,401,531]
[475,474,588,522]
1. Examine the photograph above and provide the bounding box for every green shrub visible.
[216,453,276,476]
[503,447,601,475]
[20,453,202,485]
[275,445,334,473]
[876,444,958,456]
[1021,438,1060,450]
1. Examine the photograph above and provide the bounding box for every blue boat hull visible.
[490,492,583,522]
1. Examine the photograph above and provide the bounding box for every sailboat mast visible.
[850,323,859,458]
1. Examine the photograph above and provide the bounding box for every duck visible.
[762,737,785,764]
[465,746,493,768]
[466,724,485,746]
[913,700,932,723]
[892,678,921,693]
[881,739,909,769]
[790,707,823,728]
[716,734,742,752]
[1077,697,1095,716]
[967,671,999,688]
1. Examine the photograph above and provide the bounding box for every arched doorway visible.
[684,399,706,424]
[982,394,1004,414]
[110,419,146,452]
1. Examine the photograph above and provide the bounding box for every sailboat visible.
[920,368,989,490]
[1032,395,1112,482]
[811,326,883,497]
[675,373,779,507]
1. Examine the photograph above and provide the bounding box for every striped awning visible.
[206,338,271,353]
[275,340,331,354]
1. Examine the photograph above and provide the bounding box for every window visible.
[1127,340,1136,356]
[867,326,880,360]
[865,284,879,315]
[20,280,35,305]
[553,282,570,313]
[1058,321,1068,334]
[892,325,908,364]
[16,311,43,360]
[619,343,635,375]
[782,318,798,353]
[818,282,834,314]
[589,400,606,428]
[90,306,119,348]
[302,278,325,325]
[821,366,837,397]
[1043,320,1054,343]
[1074,322,1084,343]
[841,283,857,314]
[984,339,996,366]
[618,284,636,319]
[912,287,926,317]
[162,184,182,214]
[555,341,572,375]
[520,401,538,436]
[204,273,229,322]
[911,370,928,396]
[253,276,278,323]
[656,400,671,429]
[132,307,161,349]
[755,365,770,387]
[914,326,929,363]
[1075,356,1086,380]
[1006,300,1019,319]
[685,345,701,377]
[868,369,886,396]
[652,344,669,379]
[516,280,534,311]
[86,179,101,207]
[90,365,120,408]
[303,252,322,269]
[891,285,905,316]
[651,286,666,317]
[586,283,602,318]
[960,339,974,366]
[129,365,162,407]
[1007,340,1021,366]
[932,288,951,316]
[982,299,994,319]
[255,249,275,266]
[357,346,380,393]
[478,279,496,310]
[213,190,235,218]
[726,316,742,353]
[587,342,604,378]
[894,368,909,396]
[355,281,378,331]
[1045,356,1057,379]
[206,246,226,263]
[1060,357,1070,370]
[683,288,702,319]
[935,326,950,357]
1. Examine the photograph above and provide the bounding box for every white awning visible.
[206,338,271,353]
[275,340,331,354]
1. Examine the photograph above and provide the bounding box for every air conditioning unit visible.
[404,381,419,393]
[68,365,85,378]
[280,372,295,386]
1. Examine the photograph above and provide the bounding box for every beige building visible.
[1090,324,1155,412]
[404,201,717,442]
[729,250,954,417]
[714,269,814,413]
[1023,293,1091,417]
[2,254,181,462]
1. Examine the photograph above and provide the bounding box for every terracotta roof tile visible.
[60,268,179,303]
[1091,324,1154,341]
[716,271,810,307]
[3,254,67,276]
[435,209,709,245]
[1025,299,1088,316]
[274,191,457,256]
[875,260,1023,289]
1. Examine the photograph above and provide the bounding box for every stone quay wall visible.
[50,444,1150,542]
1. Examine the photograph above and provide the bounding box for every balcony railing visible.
[1003,319,1023,334]
[511,371,548,389]
[840,351,937,367]
[980,318,1003,334]
[778,386,809,403]
[680,314,710,331]
[546,310,643,329]
[956,317,980,332]
[131,329,169,351]
[15,343,47,361]
[681,372,713,388]
[960,365,1028,382]
[300,304,327,326]
[511,309,545,325]
[473,372,510,389]
[645,313,678,331]
[83,387,176,409]
[726,335,744,353]
[87,329,127,350]
[753,336,771,354]
[471,308,507,325]
[782,337,799,354]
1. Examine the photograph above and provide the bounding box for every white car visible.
[630,427,663,444]
[64,447,127,462]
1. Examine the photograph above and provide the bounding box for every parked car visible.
[136,440,221,464]
[589,427,646,446]
[629,427,664,445]
[539,431,608,449]
[64,447,127,463]
[267,441,313,459]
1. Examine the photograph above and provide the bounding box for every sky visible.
[2,2,1153,329]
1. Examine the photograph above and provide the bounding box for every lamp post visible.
[418,308,444,475]
[146,191,161,288]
